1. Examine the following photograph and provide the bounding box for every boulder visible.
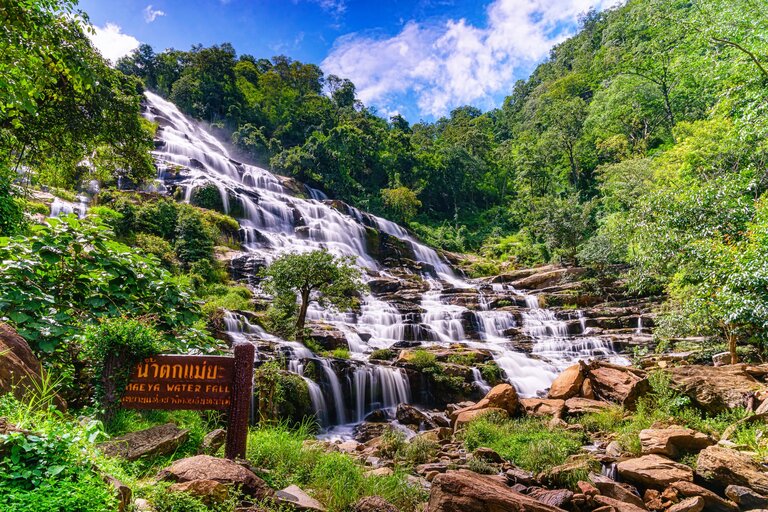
[668,365,764,414]
[427,469,566,512]
[0,323,65,409]
[592,495,648,512]
[520,399,566,417]
[158,455,273,499]
[99,423,189,461]
[581,378,595,399]
[526,488,573,508]
[590,473,645,508]
[564,397,612,415]
[169,480,229,506]
[588,362,649,409]
[450,383,519,426]
[307,323,347,350]
[725,485,768,509]
[617,455,694,489]
[474,447,504,463]
[396,404,437,429]
[668,481,738,512]
[353,496,399,512]
[454,407,507,431]
[639,426,713,458]
[667,496,705,512]
[548,363,585,400]
[276,485,326,511]
[696,446,768,494]
[199,428,227,455]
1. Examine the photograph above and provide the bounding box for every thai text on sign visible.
[121,354,235,410]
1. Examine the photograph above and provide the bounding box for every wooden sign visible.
[120,343,255,459]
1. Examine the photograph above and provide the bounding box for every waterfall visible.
[142,91,629,429]
[471,368,491,394]
[50,197,87,219]
[636,316,643,334]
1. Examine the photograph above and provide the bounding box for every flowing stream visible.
[142,91,627,431]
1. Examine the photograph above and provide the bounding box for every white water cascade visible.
[143,91,628,430]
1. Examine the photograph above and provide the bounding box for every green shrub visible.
[89,205,123,229]
[201,284,253,317]
[409,349,438,370]
[479,362,504,385]
[190,183,225,212]
[175,207,215,266]
[461,414,583,473]
[23,199,50,216]
[136,232,179,270]
[145,482,239,512]
[402,436,438,465]
[82,317,163,421]
[330,348,350,359]
[370,349,395,361]
[378,428,406,459]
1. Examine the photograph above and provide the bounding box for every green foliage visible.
[0,395,117,512]
[246,423,425,511]
[201,284,253,317]
[479,362,504,386]
[461,414,584,473]
[408,349,438,370]
[0,216,202,356]
[369,349,395,361]
[378,428,407,459]
[401,435,438,466]
[145,483,238,512]
[0,166,24,236]
[260,250,366,340]
[381,186,421,223]
[175,207,216,267]
[81,317,163,421]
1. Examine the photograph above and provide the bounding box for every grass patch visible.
[246,423,426,511]
[201,284,253,317]
[460,413,584,473]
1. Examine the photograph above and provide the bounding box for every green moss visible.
[370,349,395,361]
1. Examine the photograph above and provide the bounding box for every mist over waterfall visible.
[143,91,628,433]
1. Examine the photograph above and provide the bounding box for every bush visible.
[409,349,438,370]
[135,232,179,270]
[369,349,395,361]
[401,436,438,465]
[378,428,406,459]
[145,483,239,512]
[201,284,253,318]
[190,183,225,212]
[175,207,215,266]
[82,317,163,421]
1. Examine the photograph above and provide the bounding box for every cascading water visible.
[143,91,629,431]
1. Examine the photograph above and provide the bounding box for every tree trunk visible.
[728,331,738,365]
[296,289,310,342]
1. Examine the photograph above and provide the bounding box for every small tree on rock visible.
[260,250,366,343]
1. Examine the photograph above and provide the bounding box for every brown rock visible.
[564,397,612,415]
[428,470,566,511]
[169,480,229,505]
[594,495,648,512]
[396,404,437,429]
[353,496,399,512]
[527,487,573,507]
[668,365,765,414]
[725,484,768,509]
[696,446,768,494]
[548,363,585,400]
[639,427,713,459]
[451,384,520,424]
[453,407,508,431]
[590,473,645,508]
[521,399,566,417]
[588,362,650,409]
[0,323,65,409]
[158,455,273,499]
[474,447,504,463]
[667,496,704,512]
[200,428,227,455]
[668,481,738,512]
[276,485,326,511]
[617,455,694,489]
[99,423,189,461]
[644,489,664,511]
[576,481,599,496]
[581,378,595,399]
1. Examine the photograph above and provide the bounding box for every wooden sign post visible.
[121,342,255,460]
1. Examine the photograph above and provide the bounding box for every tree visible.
[259,250,366,342]
[381,186,421,223]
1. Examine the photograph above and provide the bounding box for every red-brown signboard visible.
[122,354,235,410]
[120,343,255,459]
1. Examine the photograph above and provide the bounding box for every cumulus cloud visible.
[143,5,166,23]
[87,23,140,64]
[322,0,620,117]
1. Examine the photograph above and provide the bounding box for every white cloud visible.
[322,0,620,117]
[143,5,166,23]
[292,0,346,17]
[88,23,140,64]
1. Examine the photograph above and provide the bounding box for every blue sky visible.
[81,0,620,122]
